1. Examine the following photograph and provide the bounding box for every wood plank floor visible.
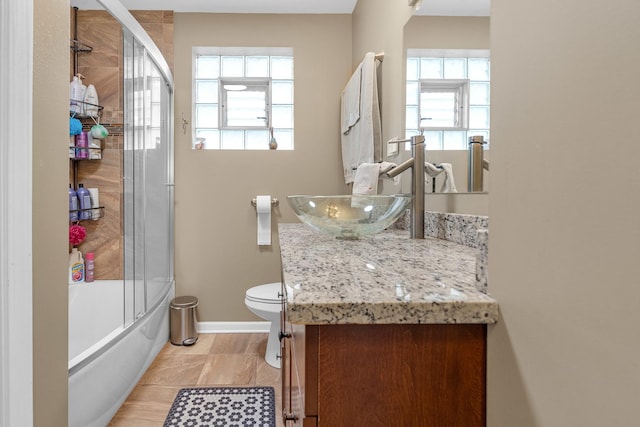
[108,333,283,427]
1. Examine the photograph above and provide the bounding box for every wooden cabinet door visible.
[315,324,486,427]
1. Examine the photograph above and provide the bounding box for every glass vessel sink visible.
[287,194,412,239]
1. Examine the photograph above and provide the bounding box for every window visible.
[419,79,469,130]
[193,47,294,150]
[406,50,490,150]
[219,78,271,129]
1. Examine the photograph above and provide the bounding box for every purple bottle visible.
[75,131,89,159]
[76,184,91,220]
[69,184,79,221]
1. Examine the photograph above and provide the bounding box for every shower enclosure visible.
[122,24,174,328]
[68,2,175,426]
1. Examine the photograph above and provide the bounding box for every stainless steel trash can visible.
[170,296,198,346]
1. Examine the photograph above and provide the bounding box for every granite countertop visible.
[279,223,498,325]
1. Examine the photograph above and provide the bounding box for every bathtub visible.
[68,279,175,427]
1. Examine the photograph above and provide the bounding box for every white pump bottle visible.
[70,74,83,114]
[84,84,99,117]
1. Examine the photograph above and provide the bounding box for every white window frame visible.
[219,77,272,130]
[419,79,470,131]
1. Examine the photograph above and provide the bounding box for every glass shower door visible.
[122,30,174,327]
[142,48,174,310]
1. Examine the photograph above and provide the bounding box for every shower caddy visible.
[69,6,105,222]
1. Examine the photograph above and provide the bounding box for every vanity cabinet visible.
[278,223,498,427]
[281,301,487,427]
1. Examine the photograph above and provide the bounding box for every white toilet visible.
[244,282,283,368]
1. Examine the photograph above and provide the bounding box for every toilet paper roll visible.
[256,195,272,246]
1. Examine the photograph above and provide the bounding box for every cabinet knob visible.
[278,331,292,342]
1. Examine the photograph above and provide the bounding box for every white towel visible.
[378,161,396,175]
[353,163,381,195]
[341,52,382,184]
[424,162,443,178]
[424,162,458,193]
[341,66,361,134]
[439,163,457,193]
[352,162,399,195]
[379,161,400,185]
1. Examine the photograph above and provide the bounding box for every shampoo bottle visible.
[70,75,83,114]
[83,84,99,117]
[69,184,79,221]
[76,183,91,220]
[69,248,85,284]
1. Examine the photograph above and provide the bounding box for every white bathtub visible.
[68,279,174,427]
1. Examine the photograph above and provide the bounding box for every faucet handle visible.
[386,137,411,145]
[387,135,424,145]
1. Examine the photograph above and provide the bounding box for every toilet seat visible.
[245,282,282,304]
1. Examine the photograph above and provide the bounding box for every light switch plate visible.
[387,140,400,157]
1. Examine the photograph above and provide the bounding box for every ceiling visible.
[70,0,490,16]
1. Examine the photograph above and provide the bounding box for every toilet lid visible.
[246,282,282,303]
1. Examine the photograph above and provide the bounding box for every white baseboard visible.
[197,321,271,334]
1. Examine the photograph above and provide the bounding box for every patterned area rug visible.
[163,387,276,427]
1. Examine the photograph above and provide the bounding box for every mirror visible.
[400,2,490,201]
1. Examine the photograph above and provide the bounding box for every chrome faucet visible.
[385,135,425,239]
[468,135,488,192]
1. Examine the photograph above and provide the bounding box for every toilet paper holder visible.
[251,197,279,208]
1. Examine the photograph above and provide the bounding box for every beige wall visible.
[404,16,490,50]
[489,0,640,425]
[33,0,69,425]
[173,13,352,321]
